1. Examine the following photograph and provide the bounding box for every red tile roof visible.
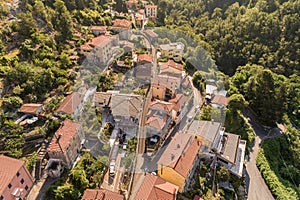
[211,95,228,106]
[158,132,201,178]
[150,99,174,113]
[0,155,28,194]
[47,119,80,153]
[135,174,178,200]
[145,5,157,9]
[90,26,107,31]
[82,189,123,200]
[19,103,43,115]
[169,94,186,112]
[56,92,83,115]
[145,29,158,38]
[80,35,111,51]
[137,54,153,63]
[112,19,132,29]
[160,60,183,72]
[174,139,201,178]
[146,116,167,130]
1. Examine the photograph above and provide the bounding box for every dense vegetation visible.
[154,0,300,76]
[256,125,300,199]
[46,152,108,200]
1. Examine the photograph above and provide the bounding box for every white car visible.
[109,161,116,175]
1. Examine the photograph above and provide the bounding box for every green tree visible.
[2,96,23,109]
[217,166,230,182]
[54,184,81,200]
[53,0,73,41]
[17,12,38,38]
[69,169,89,191]
[228,93,247,111]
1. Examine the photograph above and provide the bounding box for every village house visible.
[137,53,153,65]
[217,132,246,177]
[145,99,175,147]
[125,0,139,10]
[144,29,158,44]
[82,188,123,200]
[187,120,246,177]
[89,26,107,36]
[187,120,224,152]
[80,35,117,65]
[169,93,187,116]
[135,63,152,81]
[159,59,183,76]
[145,5,157,19]
[56,92,84,119]
[134,174,179,200]
[211,94,228,109]
[111,19,132,40]
[46,119,84,170]
[159,42,184,62]
[19,103,43,115]
[157,132,201,193]
[152,74,182,100]
[0,155,34,200]
[135,9,146,28]
[94,92,143,138]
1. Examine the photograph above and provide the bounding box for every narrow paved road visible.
[244,110,279,200]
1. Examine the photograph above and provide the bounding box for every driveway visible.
[244,109,280,200]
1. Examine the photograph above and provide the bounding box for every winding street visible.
[244,109,282,200]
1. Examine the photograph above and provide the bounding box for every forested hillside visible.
[154,0,300,76]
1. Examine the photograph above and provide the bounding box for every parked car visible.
[109,161,116,176]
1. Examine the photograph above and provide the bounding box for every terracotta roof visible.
[94,92,112,105]
[211,95,228,106]
[158,132,191,168]
[219,132,240,164]
[47,119,80,153]
[174,139,201,178]
[90,26,107,31]
[82,189,123,200]
[169,94,186,112]
[158,132,201,178]
[153,74,181,90]
[56,92,83,115]
[160,60,183,72]
[135,174,178,200]
[138,9,145,14]
[150,99,174,113]
[137,54,153,63]
[112,19,131,29]
[0,155,27,195]
[19,103,43,115]
[145,5,157,9]
[146,116,167,131]
[80,35,111,51]
[144,29,158,38]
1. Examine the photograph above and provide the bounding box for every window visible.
[25,185,28,191]
[16,172,20,177]
[20,178,24,184]
[8,183,12,189]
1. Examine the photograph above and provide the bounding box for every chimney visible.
[56,134,62,142]
[171,153,175,161]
